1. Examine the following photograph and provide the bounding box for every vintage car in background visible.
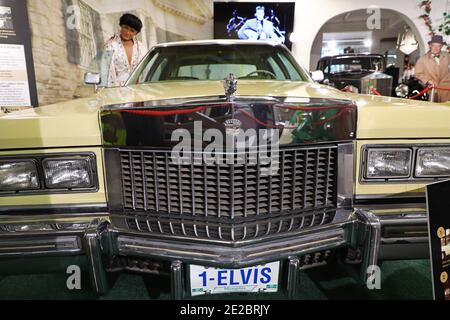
[316,53,394,96]
[1,40,449,299]
[395,76,430,101]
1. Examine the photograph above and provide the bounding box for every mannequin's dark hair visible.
[120,13,143,32]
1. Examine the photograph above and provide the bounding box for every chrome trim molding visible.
[0,214,109,233]
[153,40,287,49]
[337,142,355,208]
[115,226,349,268]
[352,210,381,282]
[84,219,111,295]
[171,260,184,300]
[376,212,427,226]
[354,193,426,201]
[0,236,81,257]
[286,257,300,299]
[102,96,355,112]
[0,203,108,214]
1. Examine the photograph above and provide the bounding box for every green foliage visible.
[419,1,450,51]
[437,12,450,36]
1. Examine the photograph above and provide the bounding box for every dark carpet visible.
[0,259,432,300]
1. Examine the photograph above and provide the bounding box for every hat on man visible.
[428,35,445,45]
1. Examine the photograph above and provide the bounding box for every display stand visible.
[426,179,450,300]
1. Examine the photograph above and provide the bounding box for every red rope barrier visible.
[370,87,382,96]
[273,104,355,111]
[408,86,431,100]
[314,109,350,125]
[340,84,450,100]
[112,103,231,116]
[432,85,450,91]
[237,109,297,129]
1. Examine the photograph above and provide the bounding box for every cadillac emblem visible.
[224,118,242,136]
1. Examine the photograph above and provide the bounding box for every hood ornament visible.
[223,73,237,102]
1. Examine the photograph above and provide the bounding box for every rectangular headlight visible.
[365,149,412,179]
[415,148,450,177]
[0,161,39,191]
[42,156,94,189]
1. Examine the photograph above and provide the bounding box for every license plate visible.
[189,262,280,296]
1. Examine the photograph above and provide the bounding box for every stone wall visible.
[27,0,85,106]
[26,0,213,107]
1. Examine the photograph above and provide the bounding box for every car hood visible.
[0,81,349,150]
[0,80,449,149]
[353,94,450,138]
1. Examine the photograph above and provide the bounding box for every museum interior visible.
[0,0,450,302]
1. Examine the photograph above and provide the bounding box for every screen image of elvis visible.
[228,6,285,44]
[0,6,13,30]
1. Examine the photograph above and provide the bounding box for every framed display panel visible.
[214,2,295,49]
[426,179,450,300]
[0,0,38,108]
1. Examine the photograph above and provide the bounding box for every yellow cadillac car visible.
[0,40,448,299]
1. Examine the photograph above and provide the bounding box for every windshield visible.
[128,44,308,84]
[329,56,384,74]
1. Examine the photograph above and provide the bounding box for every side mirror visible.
[84,72,101,85]
[310,70,324,82]
[84,72,101,94]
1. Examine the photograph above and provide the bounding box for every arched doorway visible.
[309,8,424,83]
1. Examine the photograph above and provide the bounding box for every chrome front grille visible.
[118,146,338,242]
[361,76,393,96]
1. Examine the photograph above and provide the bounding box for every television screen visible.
[214,2,295,49]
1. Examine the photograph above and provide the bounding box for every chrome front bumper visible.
[0,215,110,294]
[355,202,429,260]
[377,212,429,260]
[0,203,428,299]
[0,209,382,299]
[114,225,349,268]
[0,219,103,259]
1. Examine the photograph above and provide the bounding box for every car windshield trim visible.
[127,44,310,84]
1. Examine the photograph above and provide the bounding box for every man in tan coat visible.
[415,35,450,102]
